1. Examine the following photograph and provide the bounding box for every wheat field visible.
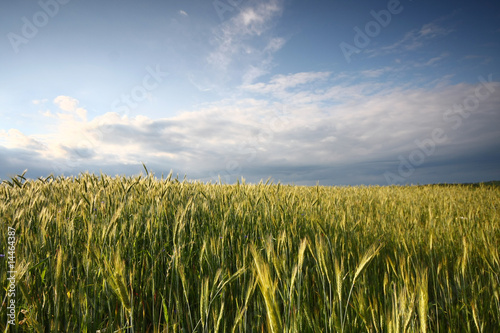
[1,170,499,332]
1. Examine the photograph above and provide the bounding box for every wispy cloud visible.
[32,99,48,105]
[241,71,396,105]
[367,21,454,57]
[207,0,285,83]
[264,37,286,53]
[414,52,450,67]
[462,54,493,65]
[241,71,331,95]
[360,67,395,78]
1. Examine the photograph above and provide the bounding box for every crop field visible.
[0,171,499,332]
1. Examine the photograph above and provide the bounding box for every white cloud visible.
[53,95,87,121]
[179,10,188,17]
[54,95,79,111]
[0,129,47,151]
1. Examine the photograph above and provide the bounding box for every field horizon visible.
[2,168,500,188]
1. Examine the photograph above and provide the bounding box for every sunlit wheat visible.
[0,172,498,331]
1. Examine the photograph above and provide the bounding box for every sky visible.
[1,0,499,185]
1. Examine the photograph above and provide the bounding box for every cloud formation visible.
[1,73,499,185]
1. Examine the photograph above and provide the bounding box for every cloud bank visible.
[1,73,499,185]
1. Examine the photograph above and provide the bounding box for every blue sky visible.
[1,0,499,185]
